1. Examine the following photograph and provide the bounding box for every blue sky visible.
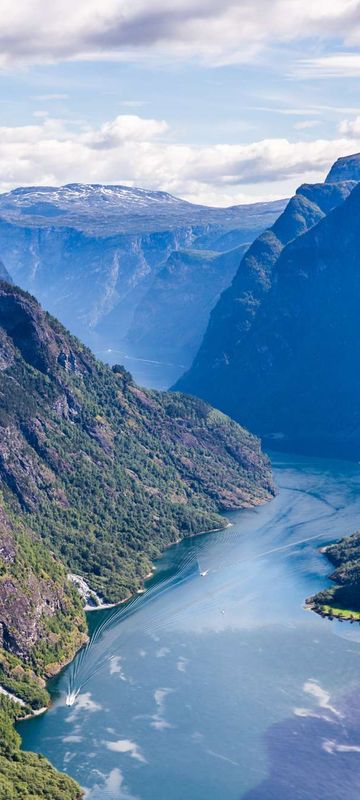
[1,1,360,204]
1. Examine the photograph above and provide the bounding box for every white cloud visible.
[176,656,189,672]
[303,680,343,719]
[109,655,127,680]
[66,692,102,722]
[63,734,84,743]
[339,115,360,137]
[106,738,147,763]
[84,768,139,800]
[294,53,360,79]
[293,120,320,130]
[83,114,168,149]
[0,112,359,204]
[322,739,360,755]
[150,687,173,731]
[155,647,170,658]
[0,1,360,67]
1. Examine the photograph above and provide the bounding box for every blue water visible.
[19,452,360,799]
[93,344,184,390]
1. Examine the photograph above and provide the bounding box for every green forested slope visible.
[310,531,360,619]
[0,281,274,603]
[0,280,274,798]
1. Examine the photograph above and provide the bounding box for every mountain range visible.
[0,185,285,374]
[176,153,360,458]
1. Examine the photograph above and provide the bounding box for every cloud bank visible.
[0,1,360,66]
[0,112,359,204]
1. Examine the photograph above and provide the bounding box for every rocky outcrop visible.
[325,152,360,183]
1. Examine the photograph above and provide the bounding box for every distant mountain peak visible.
[325,152,360,184]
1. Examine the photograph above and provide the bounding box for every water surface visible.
[19,453,360,799]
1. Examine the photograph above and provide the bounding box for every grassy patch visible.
[320,604,360,620]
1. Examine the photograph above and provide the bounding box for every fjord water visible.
[19,453,360,800]
[94,344,184,389]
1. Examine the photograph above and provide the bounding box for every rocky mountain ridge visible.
[0,183,286,235]
[0,185,286,377]
[176,153,360,457]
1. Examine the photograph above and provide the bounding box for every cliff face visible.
[0,507,86,668]
[0,281,274,606]
[0,185,285,372]
[176,154,360,457]
[325,152,360,183]
[127,244,249,364]
[176,173,354,408]
[0,503,86,798]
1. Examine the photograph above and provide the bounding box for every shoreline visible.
[17,514,245,723]
[84,522,234,612]
[305,598,360,623]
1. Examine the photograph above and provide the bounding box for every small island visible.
[307,531,360,622]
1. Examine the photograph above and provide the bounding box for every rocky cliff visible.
[0,501,86,798]
[176,154,360,457]
[127,243,249,364]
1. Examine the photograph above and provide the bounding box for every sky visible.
[1,1,360,204]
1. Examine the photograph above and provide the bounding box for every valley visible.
[176,154,360,459]
[0,185,285,376]
[2,156,360,799]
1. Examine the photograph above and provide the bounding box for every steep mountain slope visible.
[0,277,275,798]
[326,152,360,183]
[126,244,249,364]
[0,281,274,604]
[0,505,86,798]
[0,185,285,372]
[176,155,360,457]
[222,181,360,456]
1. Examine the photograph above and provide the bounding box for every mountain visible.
[0,488,86,797]
[0,183,286,235]
[0,281,273,602]
[176,155,360,457]
[126,244,249,364]
[325,152,360,183]
[0,279,275,796]
[0,184,285,377]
